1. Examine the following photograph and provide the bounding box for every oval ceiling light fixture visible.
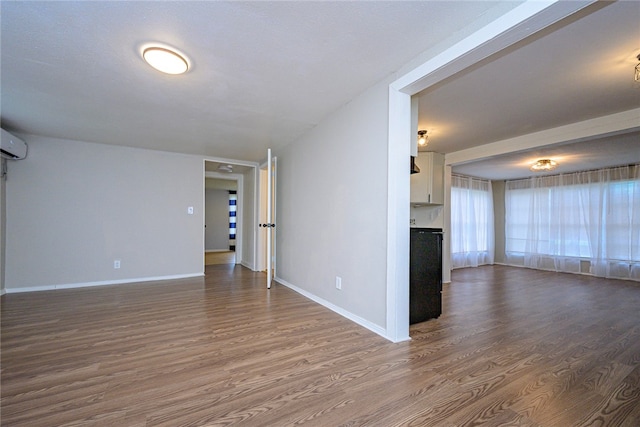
[142,46,189,75]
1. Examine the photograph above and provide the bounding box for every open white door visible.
[265,149,276,288]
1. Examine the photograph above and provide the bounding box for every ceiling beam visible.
[445,108,640,166]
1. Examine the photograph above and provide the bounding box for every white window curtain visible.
[451,175,494,269]
[505,164,640,281]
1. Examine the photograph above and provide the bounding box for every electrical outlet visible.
[410,218,416,225]
[114,259,121,269]
[335,276,342,290]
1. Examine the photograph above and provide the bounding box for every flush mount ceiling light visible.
[142,46,189,75]
[218,164,233,173]
[417,130,428,146]
[530,159,558,172]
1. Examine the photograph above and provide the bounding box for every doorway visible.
[204,177,238,265]
[386,3,588,342]
[203,160,254,268]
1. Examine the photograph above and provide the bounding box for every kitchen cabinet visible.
[410,152,444,205]
[410,228,443,324]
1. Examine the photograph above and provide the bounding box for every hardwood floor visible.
[2,265,639,426]
[205,250,236,266]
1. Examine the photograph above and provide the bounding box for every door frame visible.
[257,150,277,285]
[256,166,268,272]
[204,170,244,264]
[204,155,265,267]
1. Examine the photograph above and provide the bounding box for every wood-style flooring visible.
[2,265,639,426]
[204,250,236,266]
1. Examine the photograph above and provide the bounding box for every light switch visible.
[187,206,194,215]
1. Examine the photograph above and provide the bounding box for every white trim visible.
[257,167,267,272]
[204,168,245,266]
[256,154,278,277]
[4,273,204,294]
[275,276,389,340]
[443,165,453,283]
[202,170,205,264]
[267,148,273,289]
[202,155,257,169]
[202,156,260,273]
[491,262,640,282]
[393,1,593,94]
[386,87,412,343]
[204,171,246,180]
[0,289,6,296]
[386,0,596,341]
[446,108,640,166]
[253,163,260,272]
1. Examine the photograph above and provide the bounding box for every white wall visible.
[276,78,391,330]
[204,188,230,250]
[1,160,6,294]
[241,166,256,270]
[5,136,205,291]
[492,180,506,264]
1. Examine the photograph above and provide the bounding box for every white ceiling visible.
[1,0,520,163]
[204,160,253,175]
[452,130,640,180]
[417,1,640,179]
[2,1,638,176]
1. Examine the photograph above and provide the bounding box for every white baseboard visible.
[240,260,255,271]
[274,276,391,341]
[0,289,6,296]
[4,273,205,294]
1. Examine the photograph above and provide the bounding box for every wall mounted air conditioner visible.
[1,128,27,159]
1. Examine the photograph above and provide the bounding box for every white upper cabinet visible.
[410,152,444,206]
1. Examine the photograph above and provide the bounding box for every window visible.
[451,175,494,268]
[505,165,640,281]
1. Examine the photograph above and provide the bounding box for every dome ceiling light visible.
[530,159,558,172]
[142,46,189,75]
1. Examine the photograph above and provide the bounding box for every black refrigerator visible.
[410,228,443,324]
